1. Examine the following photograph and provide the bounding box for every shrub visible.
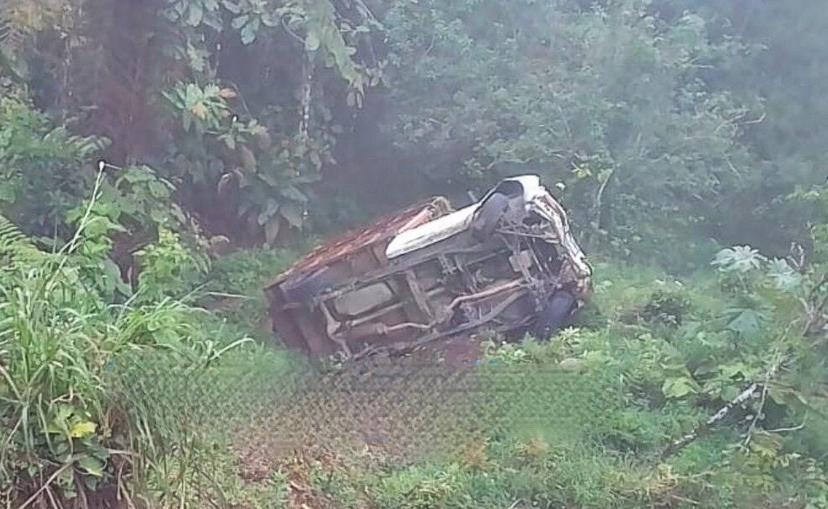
[0,208,243,506]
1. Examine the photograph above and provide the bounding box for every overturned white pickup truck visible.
[265,175,592,358]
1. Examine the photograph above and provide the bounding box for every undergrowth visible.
[139,249,827,509]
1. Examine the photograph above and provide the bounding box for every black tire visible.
[472,192,510,240]
[533,292,576,340]
[283,268,334,302]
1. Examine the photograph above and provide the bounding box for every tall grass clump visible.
[0,175,248,507]
[0,264,209,506]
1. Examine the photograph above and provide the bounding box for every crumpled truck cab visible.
[265,175,592,359]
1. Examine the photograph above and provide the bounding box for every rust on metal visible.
[266,197,451,289]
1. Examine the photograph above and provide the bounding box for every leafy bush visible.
[134,227,209,302]
[383,0,754,260]
[371,464,471,509]
[0,96,107,236]
[641,290,694,327]
[0,262,214,504]
[196,248,298,338]
[0,204,243,505]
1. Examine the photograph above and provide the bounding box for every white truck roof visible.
[385,175,544,259]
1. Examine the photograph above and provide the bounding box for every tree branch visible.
[663,360,782,459]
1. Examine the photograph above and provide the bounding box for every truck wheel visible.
[534,292,576,340]
[472,192,509,239]
[283,268,334,302]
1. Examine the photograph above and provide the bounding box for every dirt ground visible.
[231,334,491,503]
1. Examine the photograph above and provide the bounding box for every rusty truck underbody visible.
[265,175,592,359]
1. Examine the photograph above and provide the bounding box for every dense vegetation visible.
[0,0,827,507]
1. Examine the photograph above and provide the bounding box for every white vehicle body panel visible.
[385,205,477,259]
[386,174,546,259]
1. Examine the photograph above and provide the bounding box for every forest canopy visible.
[0,0,824,263]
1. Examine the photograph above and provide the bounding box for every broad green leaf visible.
[70,420,96,439]
[309,150,322,169]
[77,456,105,477]
[280,203,304,228]
[720,385,741,401]
[726,309,764,339]
[257,199,279,225]
[148,180,170,198]
[231,14,248,30]
[720,362,748,379]
[305,32,321,52]
[223,0,242,14]
[662,377,698,399]
[240,23,257,45]
[279,185,308,203]
[265,219,280,245]
[186,2,203,26]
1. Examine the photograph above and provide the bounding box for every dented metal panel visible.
[385,204,477,259]
[265,175,592,359]
[265,197,452,290]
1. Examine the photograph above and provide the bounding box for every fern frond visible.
[66,134,112,158]
[0,16,27,59]
[0,214,45,267]
[0,0,64,63]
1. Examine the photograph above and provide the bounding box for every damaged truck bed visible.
[265,175,592,359]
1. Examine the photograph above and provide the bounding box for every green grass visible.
[4,230,826,509]
[196,248,299,341]
[112,255,828,509]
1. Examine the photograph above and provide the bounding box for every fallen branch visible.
[662,361,782,459]
[743,362,774,448]
[17,462,73,509]
[765,422,806,434]
[802,274,828,336]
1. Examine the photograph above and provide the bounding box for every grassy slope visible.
[162,253,827,509]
